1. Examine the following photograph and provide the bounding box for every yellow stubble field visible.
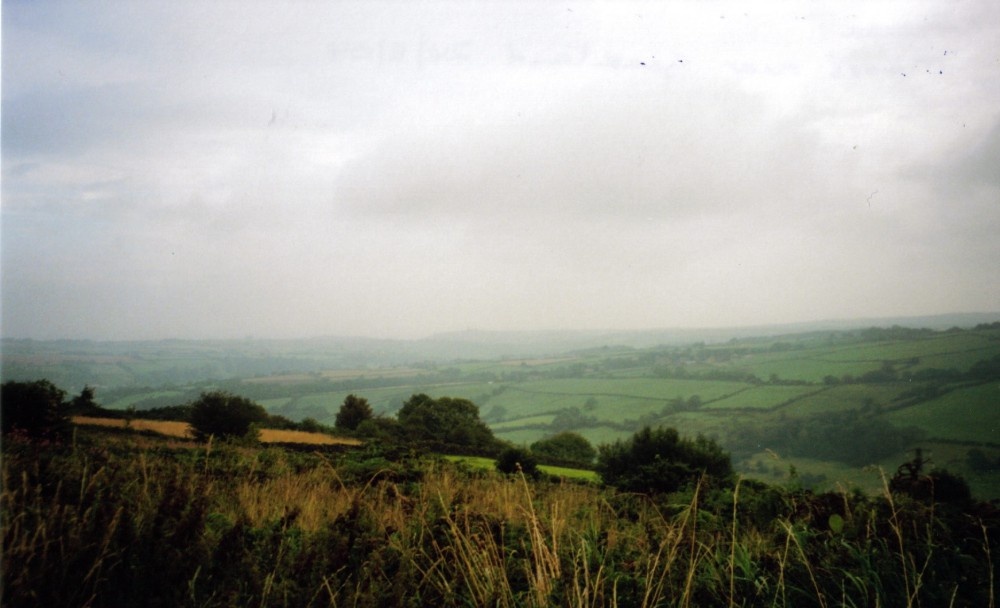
[71,416,361,446]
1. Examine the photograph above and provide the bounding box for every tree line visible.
[2,379,738,496]
[7,375,985,502]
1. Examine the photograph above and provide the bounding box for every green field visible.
[270,381,500,423]
[816,332,1000,364]
[104,389,187,409]
[786,384,905,415]
[486,377,750,426]
[702,385,820,410]
[731,353,880,382]
[491,414,556,430]
[494,428,549,445]
[885,382,1000,444]
[443,454,599,481]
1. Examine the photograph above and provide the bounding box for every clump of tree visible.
[64,385,104,417]
[890,449,972,506]
[597,426,733,495]
[188,391,269,442]
[335,394,373,431]
[530,431,596,467]
[495,446,539,478]
[966,448,999,473]
[1,379,72,440]
[396,393,499,454]
[549,407,597,432]
[729,410,924,467]
[355,416,403,442]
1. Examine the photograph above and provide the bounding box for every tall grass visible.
[3,430,997,607]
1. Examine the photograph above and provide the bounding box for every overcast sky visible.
[3,1,998,340]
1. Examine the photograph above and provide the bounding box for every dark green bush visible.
[188,391,268,442]
[335,393,373,431]
[396,393,499,454]
[495,446,539,477]
[1,379,71,440]
[531,431,596,467]
[597,426,733,494]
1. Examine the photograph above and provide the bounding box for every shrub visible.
[966,448,995,473]
[188,391,268,442]
[397,393,498,453]
[356,416,402,441]
[335,394,373,431]
[496,446,539,477]
[530,431,596,467]
[890,450,973,506]
[597,426,733,495]
[1,379,70,440]
[65,385,105,417]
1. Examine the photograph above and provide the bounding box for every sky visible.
[2,1,999,341]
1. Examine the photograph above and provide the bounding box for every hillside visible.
[4,313,997,391]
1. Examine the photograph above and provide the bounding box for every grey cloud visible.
[896,117,1000,254]
[3,1,998,340]
[948,119,1000,190]
[2,84,138,156]
[336,78,845,228]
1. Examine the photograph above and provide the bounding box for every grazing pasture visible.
[884,383,1000,444]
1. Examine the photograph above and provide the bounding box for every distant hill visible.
[422,312,1000,351]
[2,312,998,390]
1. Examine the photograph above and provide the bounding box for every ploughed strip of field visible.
[71,416,361,446]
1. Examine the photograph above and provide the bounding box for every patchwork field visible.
[12,320,1000,498]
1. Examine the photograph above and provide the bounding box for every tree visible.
[1,379,70,440]
[597,426,733,495]
[188,391,268,442]
[966,448,994,473]
[335,394,373,431]
[300,417,323,433]
[66,385,102,416]
[549,407,596,432]
[531,431,597,467]
[891,450,972,505]
[356,416,403,443]
[496,446,539,477]
[397,393,497,452]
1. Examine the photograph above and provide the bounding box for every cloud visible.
[336,75,849,226]
[942,118,1000,191]
[2,1,998,340]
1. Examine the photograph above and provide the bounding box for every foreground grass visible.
[3,430,997,607]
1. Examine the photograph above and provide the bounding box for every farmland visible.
[4,319,1000,498]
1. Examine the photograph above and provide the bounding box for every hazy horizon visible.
[4,2,999,342]
[3,311,999,345]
